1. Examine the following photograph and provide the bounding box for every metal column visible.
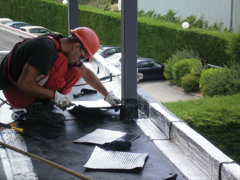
[230,0,234,29]
[120,0,138,120]
[68,0,79,36]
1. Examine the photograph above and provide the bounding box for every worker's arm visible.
[80,63,108,97]
[80,64,120,105]
[18,63,71,108]
[17,63,55,99]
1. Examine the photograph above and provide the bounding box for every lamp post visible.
[63,0,79,36]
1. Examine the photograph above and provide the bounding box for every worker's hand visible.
[53,91,71,108]
[104,91,120,106]
[137,72,143,83]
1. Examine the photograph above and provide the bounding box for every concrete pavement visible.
[138,80,202,103]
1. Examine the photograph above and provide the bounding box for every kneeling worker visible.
[0,27,120,124]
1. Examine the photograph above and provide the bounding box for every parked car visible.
[20,26,61,36]
[103,52,165,81]
[104,52,141,68]
[105,52,122,67]
[97,45,121,58]
[4,21,30,29]
[137,57,165,81]
[0,18,13,24]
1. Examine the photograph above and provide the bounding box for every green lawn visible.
[162,94,240,164]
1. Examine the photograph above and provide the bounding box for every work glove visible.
[104,91,121,106]
[53,91,71,109]
[137,72,143,82]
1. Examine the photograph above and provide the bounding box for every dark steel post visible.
[230,0,234,29]
[68,0,79,36]
[120,0,138,120]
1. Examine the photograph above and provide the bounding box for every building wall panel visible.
[138,0,239,32]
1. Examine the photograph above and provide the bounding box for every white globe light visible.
[62,0,68,4]
[182,22,190,29]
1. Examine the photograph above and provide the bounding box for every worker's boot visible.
[26,100,66,124]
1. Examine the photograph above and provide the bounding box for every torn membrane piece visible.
[74,129,126,145]
[84,146,149,170]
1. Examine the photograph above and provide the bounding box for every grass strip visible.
[162,94,240,164]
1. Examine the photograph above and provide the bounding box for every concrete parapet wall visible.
[137,87,240,180]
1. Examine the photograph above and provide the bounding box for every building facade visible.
[137,0,240,33]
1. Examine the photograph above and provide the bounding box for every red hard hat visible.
[70,27,100,61]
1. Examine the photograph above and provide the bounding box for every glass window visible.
[138,61,149,68]
[30,28,40,33]
[149,61,162,68]
[105,49,111,55]
[106,49,116,55]
[110,49,116,53]
[39,28,51,33]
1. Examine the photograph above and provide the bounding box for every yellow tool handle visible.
[0,122,23,133]
[11,126,24,133]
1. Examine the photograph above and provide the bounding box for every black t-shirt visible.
[0,34,62,89]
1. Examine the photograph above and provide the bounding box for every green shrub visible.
[189,64,207,77]
[204,63,240,96]
[163,47,202,81]
[199,68,225,91]
[181,73,200,92]
[172,58,202,86]
[174,46,202,61]
[163,54,179,80]
[104,4,111,11]
[163,9,181,23]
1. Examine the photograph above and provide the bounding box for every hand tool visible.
[67,103,122,113]
[74,73,121,87]
[73,88,97,98]
[0,97,10,107]
[0,122,24,133]
[0,141,92,180]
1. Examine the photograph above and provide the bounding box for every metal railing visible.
[207,64,224,68]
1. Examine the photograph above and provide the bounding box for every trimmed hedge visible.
[0,0,237,66]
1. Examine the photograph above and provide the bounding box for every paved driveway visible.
[138,80,202,103]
